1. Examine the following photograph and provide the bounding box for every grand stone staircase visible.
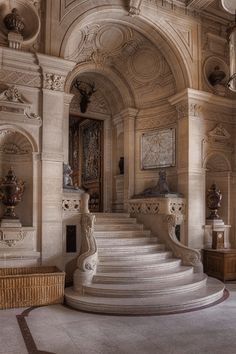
[65,213,225,315]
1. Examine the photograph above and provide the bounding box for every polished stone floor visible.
[1,282,236,354]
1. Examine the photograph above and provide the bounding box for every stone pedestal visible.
[203,219,231,249]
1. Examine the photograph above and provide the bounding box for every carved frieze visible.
[175,101,203,119]
[0,69,41,88]
[128,201,160,214]
[128,197,186,217]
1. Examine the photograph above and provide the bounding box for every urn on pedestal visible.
[0,168,25,223]
[206,183,222,220]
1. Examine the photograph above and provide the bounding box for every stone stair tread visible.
[95,218,137,224]
[94,230,151,237]
[96,237,157,245]
[93,266,193,282]
[65,277,225,314]
[84,273,207,297]
[98,244,165,253]
[99,251,172,262]
[94,213,130,218]
[98,254,177,266]
[95,224,144,231]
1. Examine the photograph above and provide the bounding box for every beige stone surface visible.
[0,0,235,268]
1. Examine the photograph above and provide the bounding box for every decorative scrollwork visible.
[62,199,80,212]
[165,214,203,272]
[128,201,160,214]
[0,230,26,247]
[73,213,98,293]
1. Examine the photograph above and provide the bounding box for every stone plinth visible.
[203,221,231,249]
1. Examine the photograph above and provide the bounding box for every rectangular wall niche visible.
[141,128,175,169]
[66,225,77,253]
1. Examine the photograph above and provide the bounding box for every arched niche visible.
[0,128,36,226]
[204,152,231,224]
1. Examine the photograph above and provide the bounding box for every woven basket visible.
[0,266,65,309]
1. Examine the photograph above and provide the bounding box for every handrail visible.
[165,214,203,273]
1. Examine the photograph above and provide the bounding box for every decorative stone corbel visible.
[129,0,142,16]
[73,213,97,293]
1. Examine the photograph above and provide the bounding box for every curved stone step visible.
[96,236,158,246]
[95,223,144,231]
[95,218,137,224]
[98,243,166,255]
[94,230,151,238]
[94,213,130,218]
[93,266,193,284]
[65,277,225,315]
[98,250,172,262]
[97,258,182,273]
[84,273,207,298]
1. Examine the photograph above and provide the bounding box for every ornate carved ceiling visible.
[66,22,176,114]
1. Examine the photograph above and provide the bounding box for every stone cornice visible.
[169,89,236,109]
[36,54,76,77]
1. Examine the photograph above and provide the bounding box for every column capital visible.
[37,54,76,92]
[119,107,139,120]
[64,93,74,105]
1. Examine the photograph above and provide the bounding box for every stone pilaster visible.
[37,54,75,267]
[169,89,236,249]
[120,108,138,210]
[169,90,208,249]
[63,93,74,163]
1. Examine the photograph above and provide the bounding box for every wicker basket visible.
[0,266,65,309]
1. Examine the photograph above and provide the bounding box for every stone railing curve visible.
[73,193,98,293]
[128,197,203,273]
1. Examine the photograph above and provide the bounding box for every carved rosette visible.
[73,214,97,293]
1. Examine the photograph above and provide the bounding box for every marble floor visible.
[1,283,236,354]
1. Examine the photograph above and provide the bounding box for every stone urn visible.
[206,183,222,220]
[3,8,25,34]
[0,168,25,219]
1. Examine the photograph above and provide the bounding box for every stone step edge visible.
[64,278,225,315]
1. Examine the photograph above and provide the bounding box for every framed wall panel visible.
[141,128,175,169]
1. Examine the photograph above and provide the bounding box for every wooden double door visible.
[70,118,103,212]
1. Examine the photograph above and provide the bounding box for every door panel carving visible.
[81,120,103,212]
